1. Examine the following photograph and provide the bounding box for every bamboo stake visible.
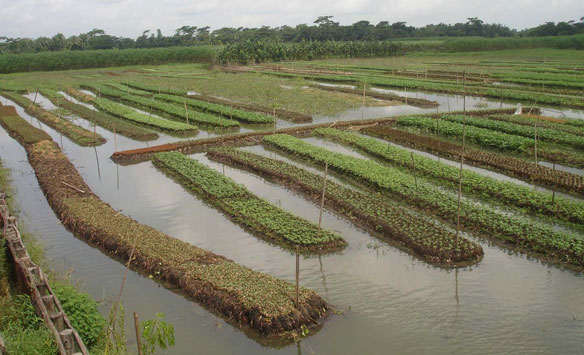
[361,84,365,122]
[107,236,138,351]
[318,162,329,233]
[33,88,39,104]
[295,245,300,309]
[184,101,189,125]
[134,312,143,355]
[552,163,556,204]
[113,124,118,152]
[456,71,467,244]
[411,152,418,190]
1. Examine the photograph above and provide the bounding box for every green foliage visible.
[0,111,52,145]
[218,40,403,64]
[396,115,534,152]
[156,93,275,124]
[442,34,584,52]
[0,295,57,354]
[93,97,198,133]
[0,46,219,74]
[315,127,584,225]
[51,283,105,347]
[263,134,584,267]
[120,93,240,128]
[1,91,106,147]
[153,151,346,250]
[439,114,584,149]
[141,313,175,355]
[208,148,483,264]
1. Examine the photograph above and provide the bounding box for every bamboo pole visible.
[113,124,118,152]
[295,245,300,309]
[318,162,329,233]
[33,88,39,104]
[134,312,143,355]
[456,71,467,244]
[410,152,418,190]
[184,101,189,125]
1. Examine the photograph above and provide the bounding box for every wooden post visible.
[184,100,189,125]
[295,245,300,309]
[134,312,143,355]
[552,162,556,204]
[113,124,118,152]
[456,72,467,244]
[33,88,39,104]
[59,329,75,354]
[410,152,418,190]
[361,84,365,122]
[405,87,408,114]
[318,162,329,233]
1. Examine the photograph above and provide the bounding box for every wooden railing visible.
[0,191,88,355]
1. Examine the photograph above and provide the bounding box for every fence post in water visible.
[134,312,143,355]
[295,245,300,309]
[318,162,329,233]
[113,124,118,152]
[456,72,467,245]
[361,84,366,122]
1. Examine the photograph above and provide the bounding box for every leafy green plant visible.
[141,313,175,355]
[153,151,346,252]
[52,282,106,347]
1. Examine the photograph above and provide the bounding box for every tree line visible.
[1,16,584,54]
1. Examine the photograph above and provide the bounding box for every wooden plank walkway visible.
[0,191,88,355]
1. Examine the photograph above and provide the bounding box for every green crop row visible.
[104,83,151,96]
[1,91,106,146]
[126,82,186,96]
[254,69,584,108]
[156,94,275,124]
[314,128,584,225]
[206,147,483,265]
[152,151,346,252]
[488,114,584,137]
[119,94,239,128]
[396,116,534,152]
[263,134,584,268]
[38,89,159,141]
[93,98,197,133]
[440,114,584,149]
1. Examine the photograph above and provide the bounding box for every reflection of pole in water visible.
[94,147,101,181]
[116,163,120,191]
[455,267,459,306]
[318,254,329,299]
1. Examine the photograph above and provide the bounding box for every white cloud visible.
[0,0,582,38]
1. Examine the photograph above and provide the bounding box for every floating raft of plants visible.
[1,91,106,147]
[156,94,276,124]
[362,125,584,195]
[207,147,483,266]
[263,134,584,269]
[0,105,332,337]
[39,88,159,141]
[93,97,199,135]
[152,151,346,253]
[314,127,584,225]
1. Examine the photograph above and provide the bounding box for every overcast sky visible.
[1,0,582,38]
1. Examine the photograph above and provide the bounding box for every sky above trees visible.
[1,0,582,38]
